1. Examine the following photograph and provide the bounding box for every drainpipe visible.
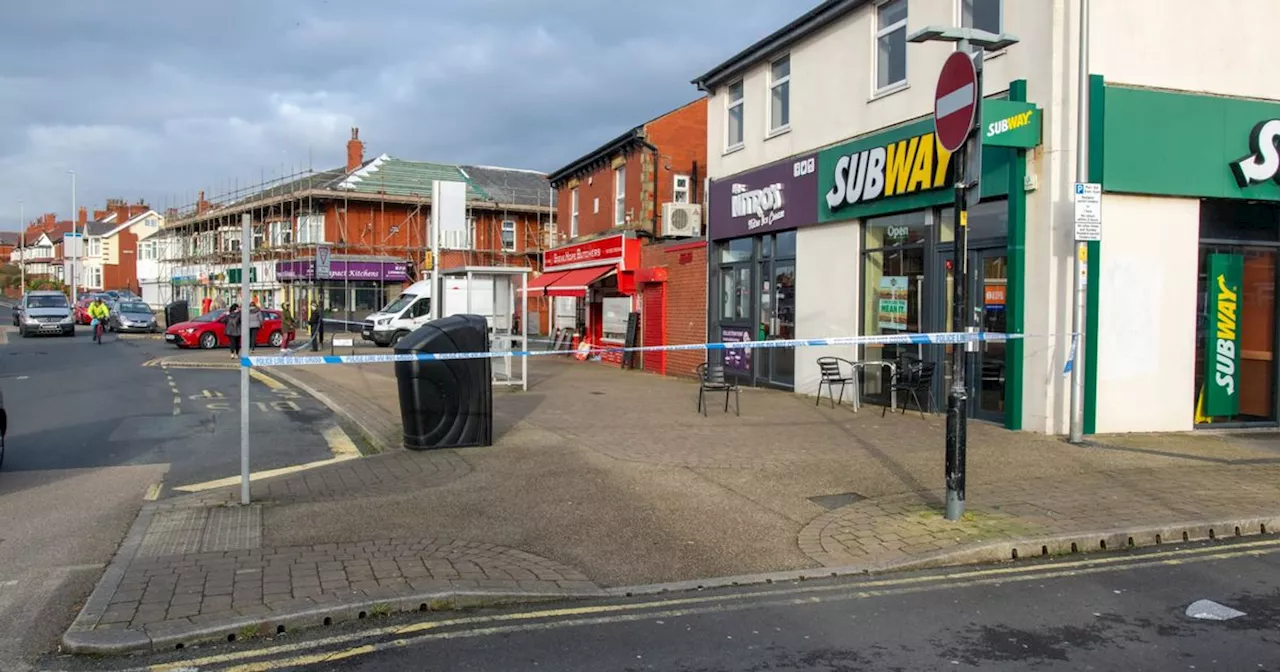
[639,137,660,238]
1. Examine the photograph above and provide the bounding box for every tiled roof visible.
[461,166,552,207]
[0,231,19,246]
[333,155,487,200]
[84,220,115,236]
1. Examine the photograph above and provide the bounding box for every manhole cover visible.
[808,492,865,510]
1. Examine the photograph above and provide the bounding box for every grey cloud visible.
[0,0,802,225]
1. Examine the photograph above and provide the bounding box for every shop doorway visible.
[936,247,1009,423]
[757,258,797,387]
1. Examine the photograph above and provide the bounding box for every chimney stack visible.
[78,206,87,225]
[347,127,364,173]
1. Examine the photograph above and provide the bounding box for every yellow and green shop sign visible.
[817,99,1040,222]
[1203,253,1243,417]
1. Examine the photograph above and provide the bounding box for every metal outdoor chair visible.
[882,356,937,419]
[695,362,740,417]
[815,357,858,409]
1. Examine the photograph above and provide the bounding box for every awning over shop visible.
[519,266,615,298]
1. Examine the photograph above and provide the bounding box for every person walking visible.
[280,302,296,353]
[226,303,242,357]
[247,301,263,352]
[308,301,324,352]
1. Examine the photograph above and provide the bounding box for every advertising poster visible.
[983,281,1007,311]
[1204,253,1243,417]
[721,327,753,372]
[877,276,909,331]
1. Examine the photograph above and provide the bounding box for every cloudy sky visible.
[0,0,803,231]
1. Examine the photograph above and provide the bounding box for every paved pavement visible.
[45,536,1280,671]
[53,350,1280,656]
[0,311,357,669]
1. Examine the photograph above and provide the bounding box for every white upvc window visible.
[768,55,791,133]
[296,214,325,244]
[501,220,517,251]
[593,197,599,214]
[726,80,745,150]
[87,237,101,258]
[876,0,908,92]
[139,240,156,261]
[614,165,627,226]
[673,175,691,204]
[570,188,580,238]
[269,220,294,247]
[221,230,241,253]
[89,266,102,289]
[961,0,1002,35]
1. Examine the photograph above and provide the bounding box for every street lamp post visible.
[68,170,77,304]
[908,25,1020,522]
[18,201,24,292]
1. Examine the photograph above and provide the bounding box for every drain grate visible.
[808,492,865,510]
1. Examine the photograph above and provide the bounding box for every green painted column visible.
[1083,74,1106,435]
[1004,80,1028,430]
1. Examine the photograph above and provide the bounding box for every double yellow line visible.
[138,537,1280,672]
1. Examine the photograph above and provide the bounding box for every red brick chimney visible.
[347,127,364,173]
[196,190,209,214]
[78,206,87,225]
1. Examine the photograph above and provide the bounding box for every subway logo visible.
[825,132,953,211]
[986,110,1035,140]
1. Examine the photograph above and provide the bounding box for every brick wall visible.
[323,201,545,266]
[553,153,642,241]
[102,229,139,291]
[640,239,707,378]
[643,98,708,233]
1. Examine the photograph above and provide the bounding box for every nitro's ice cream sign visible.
[1230,119,1280,187]
[825,132,953,211]
[731,182,787,231]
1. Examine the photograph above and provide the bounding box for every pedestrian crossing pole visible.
[239,213,252,505]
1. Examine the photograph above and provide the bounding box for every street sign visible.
[316,244,331,279]
[1073,182,1102,241]
[934,51,979,153]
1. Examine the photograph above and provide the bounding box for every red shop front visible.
[523,233,642,366]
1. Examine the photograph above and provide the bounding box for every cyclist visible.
[87,297,111,344]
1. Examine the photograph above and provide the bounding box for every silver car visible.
[17,291,75,337]
[108,300,159,333]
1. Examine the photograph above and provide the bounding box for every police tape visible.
[239,330,1027,368]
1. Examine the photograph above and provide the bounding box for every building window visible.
[89,266,102,289]
[593,197,599,214]
[221,231,241,253]
[876,0,908,91]
[87,237,101,257]
[139,241,155,261]
[297,214,325,244]
[614,165,627,226]
[501,220,517,251]
[769,55,791,133]
[674,175,691,204]
[269,221,294,247]
[726,80,745,149]
[961,0,1001,35]
[571,188,580,238]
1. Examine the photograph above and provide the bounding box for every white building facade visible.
[695,0,1280,434]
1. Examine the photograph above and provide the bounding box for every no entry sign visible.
[934,51,978,153]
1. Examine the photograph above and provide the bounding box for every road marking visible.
[250,369,286,390]
[172,395,181,416]
[0,580,16,589]
[170,421,359,493]
[143,483,163,501]
[139,537,1280,672]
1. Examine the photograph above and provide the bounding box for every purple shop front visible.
[708,153,820,241]
[276,259,408,282]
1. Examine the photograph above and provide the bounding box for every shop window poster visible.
[877,276,909,331]
[721,327,753,372]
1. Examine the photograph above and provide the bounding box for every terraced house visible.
[156,128,554,327]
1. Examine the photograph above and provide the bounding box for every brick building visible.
[531,100,709,374]
[156,128,554,328]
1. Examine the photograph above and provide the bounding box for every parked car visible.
[108,300,159,333]
[16,291,75,337]
[164,308,283,349]
[74,293,110,324]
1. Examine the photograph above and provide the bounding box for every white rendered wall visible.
[794,221,861,397]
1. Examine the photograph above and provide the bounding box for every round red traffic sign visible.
[934,51,978,153]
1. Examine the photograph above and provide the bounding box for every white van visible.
[360,276,510,347]
[361,280,434,347]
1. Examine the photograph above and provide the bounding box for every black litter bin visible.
[394,314,492,450]
[165,300,189,328]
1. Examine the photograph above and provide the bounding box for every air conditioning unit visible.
[662,203,702,238]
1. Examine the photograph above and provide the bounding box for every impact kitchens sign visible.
[1204,253,1243,417]
[817,100,1039,223]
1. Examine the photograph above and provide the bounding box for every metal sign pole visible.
[1068,0,1091,443]
[239,213,252,505]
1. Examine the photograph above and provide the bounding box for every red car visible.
[164,308,284,349]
